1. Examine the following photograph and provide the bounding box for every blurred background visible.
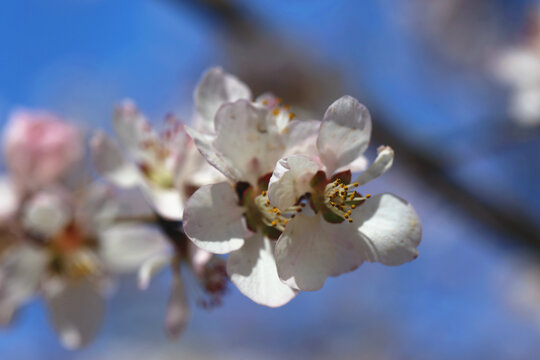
[1,0,540,359]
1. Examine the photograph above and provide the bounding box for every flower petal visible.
[282,119,320,157]
[112,100,156,161]
[353,193,422,266]
[185,126,244,182]
[317,96,372,173]
[139,180,183,220]
[354,146,394,186]
[213,100,285,184]
[0,245,46,324]
[0,177,18,221]
[165,273,189,339]
[45,278,104,349]
[183,182,247,254]
[90,131,141,188]
[275,214,368,291]
[100,223,170,273]
[188,243,212,276]
[227,233,298,307]
[194,67,251,130]
[138,253,173,290]
[22,192,70,238]
[268,155,320,210]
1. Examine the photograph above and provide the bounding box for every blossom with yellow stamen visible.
[266,95,422,292]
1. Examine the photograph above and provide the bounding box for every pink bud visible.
[3,110,83,192]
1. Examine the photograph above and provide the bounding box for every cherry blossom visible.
[0,183,169,348]
[266,95,422,291]
[183,74,321,306]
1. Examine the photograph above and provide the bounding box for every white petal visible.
[185,126,244,182]
[0,177,18,221]
[188,243,212,276]
[354,146,394,185]
[138,253,173,290]
[354,193,422,266]
[90,131,141,188]
[509,87,540,127]
[183,182,247,254]
[75,184,118,234]
[194,67,251,130]
[317,96,372,173]
[165,273,189,339]
[494,49,540,88]
[45,278,104,349]
[228,233,298,307]
[139,180,183,220]
[335,155,369,173]
[22,192,70,238]
[112,100,157,161]
[275,214,368,291]
[213,100,286,184]
[0,245,46,319]
[268,155,320,210]
[100,223,170,273]
[282,119,320,157]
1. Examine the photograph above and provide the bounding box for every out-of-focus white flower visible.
[91,102,192,220]
[266,96,422,291]
[2,110,83,193]
[183,71,322,307]
[90,77,234,220]
[493,11,540,127]
[0,184,168,348]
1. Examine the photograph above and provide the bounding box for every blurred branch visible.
[163,0,540,247]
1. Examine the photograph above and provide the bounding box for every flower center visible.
[236,175,302,239]
[139,162,175,188]
[309,170,371,224]
[322,179,370,223]
[254,191,305,232]
[137,115,184,189]
[48,223,99,279]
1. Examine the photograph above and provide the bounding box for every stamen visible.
[322,178,373,224]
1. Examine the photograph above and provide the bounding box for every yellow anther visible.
[262,190,267,196]
[348,218,353,223]
[344,214,349,219]
[262,99,269,105]
[366,194,372,199]
[288,112,296,120]
[351,204,356,209]
[266,200,270,205]
[271,220,278,226]
[352,183,359,187]
[272,108,280,116]
[283,219,288,225]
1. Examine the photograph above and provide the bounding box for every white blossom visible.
[266,96,422,291]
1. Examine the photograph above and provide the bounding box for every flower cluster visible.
[0,67,422,348]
